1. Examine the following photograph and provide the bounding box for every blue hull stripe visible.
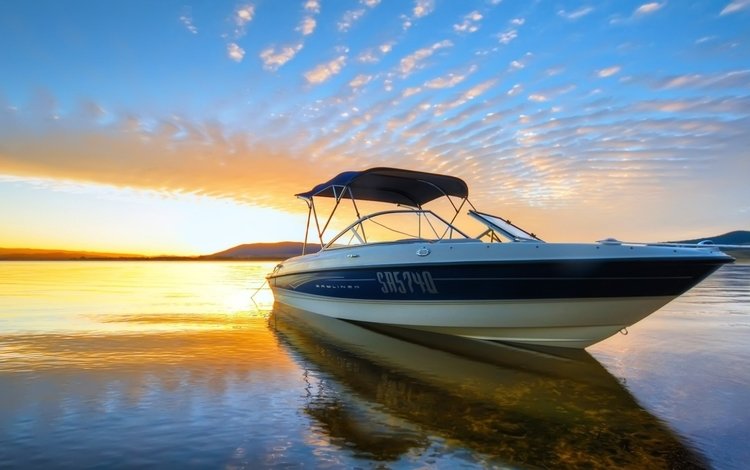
[269,259,726,301]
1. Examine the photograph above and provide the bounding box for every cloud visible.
[260,44,303,71]
[463,79,498,100]
[498,29,518,44]
[227,43,245,62]
[235,4,255,25]
[297,16,317,35]
[634,2,665,16]
[362,0,381,7]
[402,87,422,98]
[597,66,621,78]
[401,14,413,31]
[398,40,453,77]
[349,74,373,89]
[232,3,255,38]
[0,120,341,213]
[695,36,716,45]
[430,78,499,115]
[338,8,366,32]
[413,0,435,18]
[508,57,528,71]
[304,56,347,84]
[720,0,750,15]
[651,70,750,90]
[424,65,477,89]
[179,10,198,34]
[304,0,320,13]
[358,41,395,64]
[454,11,483,33]
[557,7,594,20]
[379,42,394,54]
[507,84,523,96]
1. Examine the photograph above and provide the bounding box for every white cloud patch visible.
[236,4,255,26]
[297,16,317,35]
[653,70,750,90]
[179,10,198,34]
[414,0,435,18]
[358,42,394,64]
[305,56,347,84]
[597,66,621,78]
[634,2,665,16]
[402,87,422,98]
[557,6,594,20]
[227,43,245,62]
[720,0,750,15]
[338,8,366,31]
[349,74,373,89]
[398,40,453,77]
[305,0,320,13]
[695,36,717,45]
[454,11,483,33]
[507,84,523,96]
[498,29,518,45]
[232,4,255,38]
[424,65,477,89]
[362,0,381,7]
[465,79,497,100]
[260,44,303,71]
[401,14,413,30]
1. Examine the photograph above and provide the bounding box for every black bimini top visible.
[295,167,469,207]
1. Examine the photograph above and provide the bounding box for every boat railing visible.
[324,209,472,249]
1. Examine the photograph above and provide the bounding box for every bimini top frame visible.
[295,167,471,254]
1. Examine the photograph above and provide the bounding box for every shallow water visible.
[0,261,748,468]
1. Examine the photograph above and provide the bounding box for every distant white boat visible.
[267,167,733,349]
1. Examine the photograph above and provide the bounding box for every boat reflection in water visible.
[271,303,707,468]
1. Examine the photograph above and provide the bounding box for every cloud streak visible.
[398,40,453,77]
[720,0,750,15]
[305,56,347,84]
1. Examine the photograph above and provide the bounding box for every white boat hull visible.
[271,289,676,348]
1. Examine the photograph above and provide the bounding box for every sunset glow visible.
[1,1,748,255]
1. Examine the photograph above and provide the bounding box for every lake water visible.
[0,261,748,469]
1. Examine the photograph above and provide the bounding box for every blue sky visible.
[0,0,748,254]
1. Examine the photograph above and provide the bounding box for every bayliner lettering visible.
[376,271,438,294]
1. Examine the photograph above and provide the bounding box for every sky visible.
[1,0,748,255]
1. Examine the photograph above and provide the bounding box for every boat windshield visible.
[326,209,471,248]
[469,210,542,242]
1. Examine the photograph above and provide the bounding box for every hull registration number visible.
[376,271,438,294]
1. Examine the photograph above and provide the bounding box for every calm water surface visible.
[0,261,748,468]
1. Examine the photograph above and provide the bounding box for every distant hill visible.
[205,242,321,260]
[670,230,750,245]
[3,231,747,261]
[0,247,147,260]
[671,231,750,259]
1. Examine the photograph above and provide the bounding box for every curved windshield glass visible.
[326,210,469,248]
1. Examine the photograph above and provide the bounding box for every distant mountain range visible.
[670,230,750,246]
[203,242,319,260]
[0,247,147,260]
[671,231,750,259]
[2,231,748,261]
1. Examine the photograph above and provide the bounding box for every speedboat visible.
[267,167,733,348]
